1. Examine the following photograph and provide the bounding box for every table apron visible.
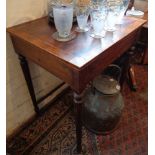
[10,28,140,93]
[77,29,140,92]
[11,36,80,88]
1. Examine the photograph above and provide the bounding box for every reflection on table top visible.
[7,16,146,69]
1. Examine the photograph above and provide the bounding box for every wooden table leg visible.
[18,54,40,115]
[120,53,130,89]
[128,65,137,91]
[141,47,148,65]
[73,92,83,154]
[119,49,137,91]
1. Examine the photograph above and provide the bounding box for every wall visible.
[6,0,64,136]
[134,0,148,12]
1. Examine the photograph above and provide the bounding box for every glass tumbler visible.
[105,0,122,31]
[75,5,90,32]
[90,2,107,38]
[52,2,76,41]
[116,0,130,24]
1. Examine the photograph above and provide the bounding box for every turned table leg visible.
[18,54,40,114]
[120,53,130,89]
[128,65,137,91]
[73,92,84,154]
[120,48,137,91]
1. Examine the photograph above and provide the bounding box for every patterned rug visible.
[7,65,148,155]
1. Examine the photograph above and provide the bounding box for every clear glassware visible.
[52,1,76,41]
[105,0,122,32]
[75,5,90,32]
[89,2,107,38]
[116,0,130,24]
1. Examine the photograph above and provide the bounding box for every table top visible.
[7,16,146,69]
[7,16,146,92]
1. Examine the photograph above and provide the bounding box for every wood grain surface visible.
[7,16,146,93]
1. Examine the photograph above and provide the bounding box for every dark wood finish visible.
[128,65,137,91]
[7,16,146,153]
[7,16,146,93]
[141,47,148,64]
[127,48,138,91]
[18,55,40,114]
[73,92,84,153]
[119,52,130,89]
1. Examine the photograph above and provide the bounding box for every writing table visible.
[7,16,146,153]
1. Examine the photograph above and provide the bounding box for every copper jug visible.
[82,65,124,135]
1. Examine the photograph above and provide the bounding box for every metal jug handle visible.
[102,64,122,82]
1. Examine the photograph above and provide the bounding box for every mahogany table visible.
[7,16,146,153]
